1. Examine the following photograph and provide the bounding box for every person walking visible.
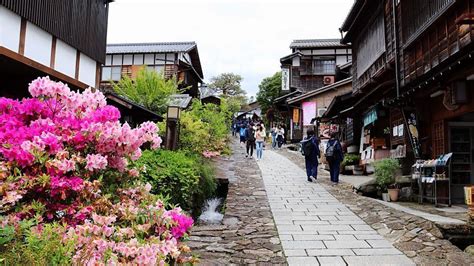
[302,129,320,182]
[239,124,247,145]
[276,125,285,149]
[245,124,256,158]
[255,125,266,161]
[325,132,344,185]
[271,127,277,149]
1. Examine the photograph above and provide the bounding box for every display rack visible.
[411,153,453,207]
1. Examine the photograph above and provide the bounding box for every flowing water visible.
[198,198,224,224]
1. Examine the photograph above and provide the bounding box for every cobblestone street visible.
[190,140,286,265]
[258,149,414,266]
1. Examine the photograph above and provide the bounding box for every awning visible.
[321,92,361,120]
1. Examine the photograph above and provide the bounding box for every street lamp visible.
[165,105,181,150]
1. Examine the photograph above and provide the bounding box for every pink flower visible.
[85,154,108,171]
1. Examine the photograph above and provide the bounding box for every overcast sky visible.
[107,0,354,98]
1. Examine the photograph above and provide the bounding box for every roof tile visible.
[107,42,196,54]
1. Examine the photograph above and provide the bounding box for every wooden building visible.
[278,39,352,141]
[280,39,352,93]
[340,0,474,202]
[101,42,204,98]
[0,0,112,98]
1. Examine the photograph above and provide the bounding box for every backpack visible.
[325,141,337,160]
[300,137,314,156]
[239,127,246,137]
[246,128,256,142]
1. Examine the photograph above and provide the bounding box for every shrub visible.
[136,149,216,212]
[374,158,400,192]
[113,68,182,115]
[160,99,233,155]
[0,77,196,264]
[342,154,360,166]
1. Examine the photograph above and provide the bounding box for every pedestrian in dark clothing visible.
[245,124,256,158]
[325,132,344,184]
[302,129,320,182]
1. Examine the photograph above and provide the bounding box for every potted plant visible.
[342,154,360,174]
[374,158,400,202]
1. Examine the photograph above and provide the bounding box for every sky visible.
[107,0,354,98]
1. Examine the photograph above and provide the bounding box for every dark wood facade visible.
[0,0,111,63]
[341,0,474,202]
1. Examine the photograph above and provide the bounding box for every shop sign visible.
[402,109,421,158]
[302,101,316,126]
[320,123,330,138]
[292,108,299,124]
[282,68,290,91]
[363,108,378,126]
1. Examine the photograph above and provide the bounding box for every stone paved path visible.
[258,150,415,266]
[190,139,286,265]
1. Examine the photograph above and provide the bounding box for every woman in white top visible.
[276,125,285,148]
[255,125,266,160]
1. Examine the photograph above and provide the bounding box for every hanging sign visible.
[292,108,299,123]
[363,107,378,126]
[402,109,421,158]
[282,68,290,91]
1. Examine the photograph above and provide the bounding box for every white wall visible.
[336,55,350,65]
[0,6,21,52]
[79,53,97,87]
[54,39,76,77]
[24,22,52,66]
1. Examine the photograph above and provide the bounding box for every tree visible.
[113,68,181,115]
[256,71,282,121]
[209,72,247,97]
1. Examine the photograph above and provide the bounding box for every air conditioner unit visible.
[323,76,335,85]
[317,108,327,117]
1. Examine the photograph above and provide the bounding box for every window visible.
[101,67,112,81]
[313,59,336,74]
[111,66,121,81]
[101,66,121,81]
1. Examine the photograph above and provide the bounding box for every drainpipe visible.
[392,0,401,98]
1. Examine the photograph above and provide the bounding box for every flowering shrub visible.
[136,149,216,212]
[0,77,196,264]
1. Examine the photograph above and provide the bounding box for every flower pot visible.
[382,192,390,202]
[387,188,400,202]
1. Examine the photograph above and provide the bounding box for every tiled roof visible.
[106,42,197,54]
[290,39,347,49]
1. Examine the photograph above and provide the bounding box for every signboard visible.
[402,109,421,158]
[282,68,290,91]
[363,107,378,126]
[292,108,299,123]
[302,102,316,126]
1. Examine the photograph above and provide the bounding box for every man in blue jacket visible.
[326,132,344,184]
[303,129,320,182]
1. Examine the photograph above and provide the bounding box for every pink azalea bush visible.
[0,77,196,264]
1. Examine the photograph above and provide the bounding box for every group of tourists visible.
[301,130,343,185]
[232,120,344,185]
[233,120,267,160]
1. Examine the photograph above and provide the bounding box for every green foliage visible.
[256,72,282,120]
[1,223,75,265]
[160,99,232,154]
[342,154,360,166]
[112,68,181,115]
[374,158,400,192]
[136,149,216,212]
[208,73,247,106]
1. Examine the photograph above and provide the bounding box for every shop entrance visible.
[449,115,474,203]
